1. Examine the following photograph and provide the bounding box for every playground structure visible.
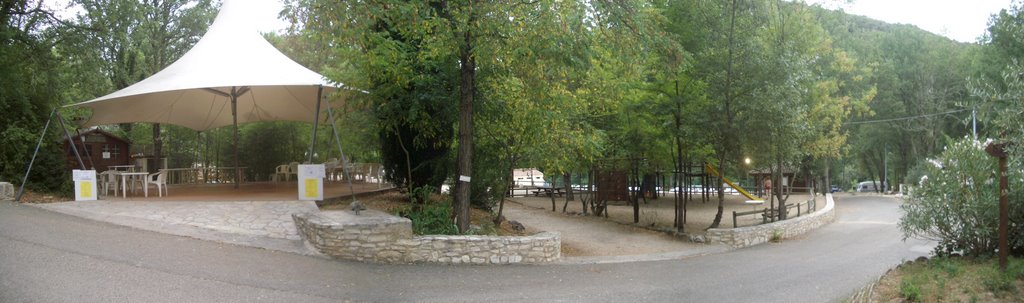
[704,163,762,201]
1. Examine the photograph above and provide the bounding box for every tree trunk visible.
[561,173,571,212]
[775,156,788,221]
[152,123,162,173]
[452,17,475,233]
[563,172,573,202]
[494,156,515,225]
[683,160,689,226]
[395,128,415,196]
[632,161,640,224]
[549,175,557,212]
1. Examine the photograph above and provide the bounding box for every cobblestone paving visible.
[35,201,319,240]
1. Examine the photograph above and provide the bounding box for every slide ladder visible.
[704,163,762,201]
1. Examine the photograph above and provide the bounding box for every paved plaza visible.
[33,200,320,255]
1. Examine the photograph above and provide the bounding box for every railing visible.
[732,198,817,228]
[163,167,247,184]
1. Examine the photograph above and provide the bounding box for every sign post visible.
[986,142,1009,270]
[72,170,97,201]
[298,164,325,201]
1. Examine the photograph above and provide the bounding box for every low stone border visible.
[705,193,836,248]
[293,209,560,264]
[0,182,13,201]
[315,187,399,208]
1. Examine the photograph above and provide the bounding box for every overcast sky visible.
[248,0,290,33]
[805,0,1014,43]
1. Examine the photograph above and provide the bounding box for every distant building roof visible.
[60,128,130,145]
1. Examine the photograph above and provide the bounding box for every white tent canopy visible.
[66,0,343,131]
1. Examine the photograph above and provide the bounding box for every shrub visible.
[900,278,922,302]
[899,138,1024,256]
[399,200,458,235]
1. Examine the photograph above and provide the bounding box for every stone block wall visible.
[293,209,560,264]
[705,193,836,248]
[0,182,13,201]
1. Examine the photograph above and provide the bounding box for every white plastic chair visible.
[287,161,299,181]
[274,164,290,182]
[100,171,118,196]
[145,170,168,197]
[324,158,339,181]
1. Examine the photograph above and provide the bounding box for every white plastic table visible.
[118,172,149,198]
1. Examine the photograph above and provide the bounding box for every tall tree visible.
[60,0,215,172]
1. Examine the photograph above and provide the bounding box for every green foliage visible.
[980,266,1015,295]
[0,3,72,195]
[882,257,1024,302]
[410,185,434,205]
[398,199,458,236]
[928,256,964,277]
[814,3,981,191]
[987,1,1024,62]
[900,138,1024,256]
[769,229,783,243]
[899,278,922,302]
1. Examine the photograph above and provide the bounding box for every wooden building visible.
[747,166,810,194]
[62,129,131,171]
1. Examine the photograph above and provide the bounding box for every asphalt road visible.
[0,194,931,302]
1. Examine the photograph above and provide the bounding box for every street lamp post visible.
[744,157,751,193]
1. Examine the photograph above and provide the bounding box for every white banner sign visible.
[72,170,97,201]
[297,164,324,201]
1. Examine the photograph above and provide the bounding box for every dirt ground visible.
[348,190,819,256]
[510,191,816,232]
[336,190,820,258]
[501,200,706,257]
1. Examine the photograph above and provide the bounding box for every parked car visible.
[830,185,841,193]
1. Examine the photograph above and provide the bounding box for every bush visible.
[398,198,458,235]
[899,138,1024,256]
[900,278,922,302]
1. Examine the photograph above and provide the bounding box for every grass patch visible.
[870,256,1024,302]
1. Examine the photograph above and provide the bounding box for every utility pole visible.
[972,106,977,139]
[882,145,887,193]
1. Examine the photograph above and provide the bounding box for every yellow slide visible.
[704,163,762,201]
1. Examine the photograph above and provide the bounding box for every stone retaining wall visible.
[0,182,13,201]
[705,193,836,248]
[293,210,560,264]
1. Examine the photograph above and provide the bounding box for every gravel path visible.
[503,199,727,260]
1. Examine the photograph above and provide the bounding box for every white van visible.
[856,181,886,192]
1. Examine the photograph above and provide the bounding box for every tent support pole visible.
[326,102,357,204]
[231,87,240,189]
[76,129,96,169]
[307,85,323,164]
[56,111,86,170]
[15,109,56,202]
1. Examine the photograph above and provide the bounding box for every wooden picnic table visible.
[533,186,566,197]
